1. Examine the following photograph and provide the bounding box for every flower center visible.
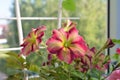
[64,41,71,48]
[30,33,37,43]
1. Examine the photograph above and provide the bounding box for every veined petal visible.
[71,36,86,44]
[70,42,88,56]
[20,43,32,56]
[63,20,77,32]
[57,48,73,64]
[52,29,67,42]
[35,26,46,36]
[46,38,63,53]
[67,27,79,41]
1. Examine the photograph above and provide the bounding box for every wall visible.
[117,0,120,39]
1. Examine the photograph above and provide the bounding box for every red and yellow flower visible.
[46,21,88,64]
[75,47,110,72]
[20,26,46,56]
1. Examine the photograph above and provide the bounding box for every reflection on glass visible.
[0,20,19,48]
[0,0,15,17]
[20,0,58,17]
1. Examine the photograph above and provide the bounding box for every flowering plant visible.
[5,20,120,80]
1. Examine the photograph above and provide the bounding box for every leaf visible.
[28,64,40,73]
[112,39,120,44]
[6,51,25,63]
[5,52,25,69]
[7,69,24,80]
[87,69,103,79]
[71,70,84,79]
[62,0,76,11]
[112,53,119,60]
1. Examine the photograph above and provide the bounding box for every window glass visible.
[0,20,19,48]
[20,0,58,17]
[0,0,15,17]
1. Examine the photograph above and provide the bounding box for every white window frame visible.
[0,0,80,51]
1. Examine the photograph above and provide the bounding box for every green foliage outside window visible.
[7,0,107,49]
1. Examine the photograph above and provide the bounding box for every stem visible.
[84,72,87,80]
[68,71,70,80]
[22,55,28,80]
[23,68,28,80]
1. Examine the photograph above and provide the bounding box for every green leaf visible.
[71,70,84,79]
[87,69,103,79]
[62,0,76,11]
[28,64,40,73]
[112,39,120,44]
[5,52,25,69]
[112,53,119,60]
[6,51,25,63]
[7,69,24,80]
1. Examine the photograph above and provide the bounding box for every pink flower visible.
[46,25,88,64]
[19,26,46,56]
[116,48,120,54]
[75,47,110,72]
[107,69,120,80]
[62,20,76,32]
[104,38,115,48]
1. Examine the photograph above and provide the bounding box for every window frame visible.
[0,0,109,52]
[0,0,80,51]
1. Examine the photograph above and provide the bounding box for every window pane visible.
[62,0,107,49]
[72,19,107,49]
[0,0,15,17]
[22,20,57,42]
[62,0,107,17]
[20,0,58,17]
[0,20,19,48]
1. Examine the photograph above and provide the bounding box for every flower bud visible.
[104,38,115,49]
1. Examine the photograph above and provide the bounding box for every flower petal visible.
[52,29,67,42]
[46,38,63,53]
[70,38,88,56]
[57,48,73,64]
[63,20,77,32]
[116,48,120,54]
[67,27,79,41]
[107,69,120,80]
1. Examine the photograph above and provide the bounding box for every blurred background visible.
[0,0,119,79]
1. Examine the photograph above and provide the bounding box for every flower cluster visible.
[18,20,120,80]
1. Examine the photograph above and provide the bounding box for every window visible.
[0,0,108,51]
[0,0,110,78]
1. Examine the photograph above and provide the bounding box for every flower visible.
[62,20,76,32]
[107,69,120,80]
[46,22,88,64]
[6,20,119,80]
[75,47,110,72]
[103,38,115,49]
[116,48,120,54]
[19,26,46,56]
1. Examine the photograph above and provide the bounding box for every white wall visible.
[117,0,120,39]
[110,0,117,38]
[110,0,117,54]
